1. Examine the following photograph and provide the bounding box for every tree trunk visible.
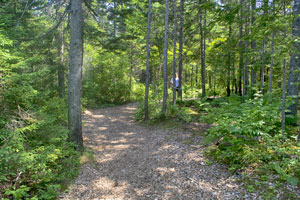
[260,0,268,95]
[14,0,17,27]
[58,0,65,98]
[58,26,65,98]
[298,121,300,142]
[204,8,207,92]
[191,65,194,88]
[200,0,205,97]
[286,0,300,117]
[144,0,152,120]
[178,0,184,100]
[250,0,256,92]
[232,63,236,94]
[281,0,287,135]
[227,0,232,97]
[68,0,84,151]
[129,51,133,94]
[261,39,265,94]
[239,0,244,96]
[281,54,287,136]
[196,63,199,87]
[268,32,275,94]
[227,50,231,97]
[162,0,169,114]
[172,0,177,105]
[243,1,249,97]
[208,71,212,91]
[113,1,117,38]
[227,44,231,96]
[227,25,232,97]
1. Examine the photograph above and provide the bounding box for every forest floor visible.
[61,103,252,200]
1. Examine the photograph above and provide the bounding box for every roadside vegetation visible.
[135,92,300,198]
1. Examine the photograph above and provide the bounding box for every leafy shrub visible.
[0,98,79,200]
[203,96,300,187]
[167,104,193,122]
[134,99,160,121]
[135,99,193,123]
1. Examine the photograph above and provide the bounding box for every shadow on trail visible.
[64,103,242,200]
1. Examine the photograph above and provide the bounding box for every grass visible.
[80,148,96,165]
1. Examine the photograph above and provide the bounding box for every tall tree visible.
[287,0,300,118]
[172,0,178,105]
[68,0,84,151]
[268,32,275,94]
[145,0,152,120]
[239,0,244,96]
[58,0,65,98]
[162,0,169,114]
[260,0,268,94]
[243,0,250,96]
[250,0,257,93]
[227,23,232,96]
[261,39,265,94]
[200,0,206,97]
[281,1,287,135]
[281,42,287,136]
[178,0,184,99]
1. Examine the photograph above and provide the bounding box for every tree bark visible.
[281,54,287,136]
[172,0,177,105]
[239,0,244,96]
[145,0,152,120]
[58,0,65,98]
[260,0,268,95]
[282,2,287,137]
[200,0,205,97]
[178,0,184,99]
[191,65,194,88]
[268,32,275,94]
[162,0,169,114]
[68,0,84,151]
[298,121,300,142]
[227,25,232,97]
[261,39,265,94]
[250,0,256,92]
[113,1,117,38]
[58,25,65,98]
[287,0,300,117]
[243,1,249,97]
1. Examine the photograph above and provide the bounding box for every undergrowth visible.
[1,82,80,200]
[135,99,194,123]
[199,95,300,197]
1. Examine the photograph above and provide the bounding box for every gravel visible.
[61,103,249,200]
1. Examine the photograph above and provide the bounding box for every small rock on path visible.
[61,103,246,200]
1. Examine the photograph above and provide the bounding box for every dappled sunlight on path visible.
[61,103,245,200]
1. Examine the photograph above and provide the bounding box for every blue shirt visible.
[171,77,179,88]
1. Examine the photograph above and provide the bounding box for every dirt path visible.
[61,103,246,200]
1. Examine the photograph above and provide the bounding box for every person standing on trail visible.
[170,73,179,92]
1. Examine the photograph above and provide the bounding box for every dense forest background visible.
[0,0,300,199]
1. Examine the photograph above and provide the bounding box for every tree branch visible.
[21,3,70,42]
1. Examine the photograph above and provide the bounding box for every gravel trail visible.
[62,103,246,200]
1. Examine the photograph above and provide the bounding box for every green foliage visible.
[4,185,31,200]
[202,96,300,189]
[166,104,193,123]
[135,99,193,123]
[0,97,79,199]
[205,96,281,143]
[134,99,160,121]
[82,49,137,106]
[1,0,299,198]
